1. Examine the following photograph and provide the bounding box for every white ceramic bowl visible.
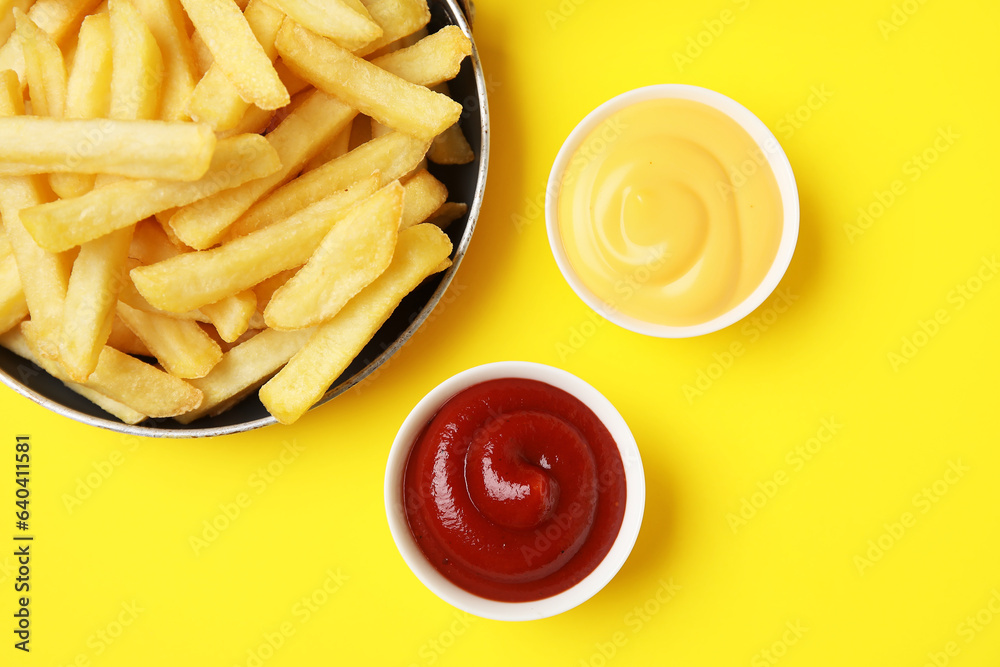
[384,361,645,621]
[545,84,800,338]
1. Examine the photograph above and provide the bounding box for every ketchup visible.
[403,378,626,602]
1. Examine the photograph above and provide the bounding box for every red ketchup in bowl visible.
[402,378,626,602]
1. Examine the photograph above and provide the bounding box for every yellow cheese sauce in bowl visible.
[546,85,799,337]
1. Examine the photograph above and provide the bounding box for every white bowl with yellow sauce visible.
[545,85,799,338]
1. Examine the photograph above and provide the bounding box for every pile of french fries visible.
[0,0,476,425]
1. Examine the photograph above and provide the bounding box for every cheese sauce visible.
[556,98,783,327]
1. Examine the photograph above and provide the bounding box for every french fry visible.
[22,320,202,417]
[229,132,426,238]
[189,27,212,74]
[131,177,381,312]
[371,26,470,88]
[175,326,313,423]
[429,120,474,165]
[117,258,208,322]
[0,178,72,360]
[218,103,274,138]
[265,181,402,329]
[0,0,102,83]
[16,9,68,118]
[427,82,473,165]
[130,0,198,121]
[260,223,452,424]
[348,113,372,149]
[116,300,222,378]
[126,227,259,339]
[252,268,296,313]
[186,0,284,130]
[273,57,310,97]
[355,0,429,57]
[20,134,280,252]
[178,0,287,109]
[49,13,113,198]
[399,169,447,230]
[0,117,216,180]
[168,89,356,249]
[199,289,255,343]
[301,119,352,173]
[0,70,70,360]
[0,0,32,45]
[426,201,467,230]
[0,327,148,424]
[370,117,391,138]
[128,218,182,265]
[259,0,380,51]
[108,0,163,121]
[107,314,152,356]
[277,20,461,141]
[0,239,28,335]
[58,227,133,381]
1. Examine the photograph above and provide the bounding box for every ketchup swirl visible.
[403,378,626,602]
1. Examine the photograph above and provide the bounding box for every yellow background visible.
[4,0,1000,664]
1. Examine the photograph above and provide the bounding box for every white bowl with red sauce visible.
[384,361,645,621]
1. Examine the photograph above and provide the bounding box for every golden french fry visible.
[260,223,452,424]
[128,218,182,265]
[0,68,21,114]
[301,119,352,173]
[363,24,426,59]
[273,57,310,97]
[426,201,467,230]
[22,320,202,417]
[132,177,381,312]
[58,227,133,382]
[0,0,102,84]
[199,289,256,343]
[399,169,447,230]
[118,258,209,322]
[189,27,212,74]
[0,0,32,45]
[265,181,402,329]
[218,104,274,138]
[178,0,287,109]
[370,117,392,138]
[0,246,28,335]
[0,117,216,180]
[168,90,356,249]
[371,26,470,88]
[20,134,280,252]
[0,179,71,360]
[0,327,147,424]
[176,326,313,423]
[427,81,473,165]
[252,268,296,313]
[277,20,460,140]
[355,0,429,57]
[429,121,474,165]
[49,13,113,198]
[16,9,68,118]
[116,300,222,378]
[130,0,198,121]
[108,0,163,121]
[229,132,426,238]
[107,314,152,356]
[259,0,380,51]
[348,112,372,149]
[186,0,284,130]
[0,70,69,359]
